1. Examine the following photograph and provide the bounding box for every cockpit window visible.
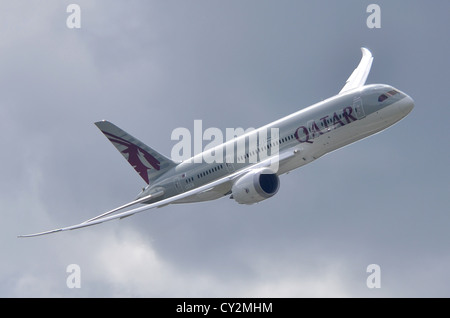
[387,90,399,96]
[378,89,400,102]
[378,94,388,102]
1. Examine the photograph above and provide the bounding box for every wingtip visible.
[338,47,374,95]
[17,228,63,238]
[360,47,373,58]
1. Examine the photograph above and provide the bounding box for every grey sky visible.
[1,0,449,297]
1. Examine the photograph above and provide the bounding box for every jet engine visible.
[231,168,280,204]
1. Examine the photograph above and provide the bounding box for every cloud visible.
[68,227,354,297]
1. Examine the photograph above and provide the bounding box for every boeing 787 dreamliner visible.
[19,48,414,237]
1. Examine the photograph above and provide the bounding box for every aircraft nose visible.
[398,94,414,115]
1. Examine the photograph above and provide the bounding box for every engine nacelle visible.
[231,168,280,205]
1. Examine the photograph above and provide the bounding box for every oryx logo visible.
[103,131,160,184]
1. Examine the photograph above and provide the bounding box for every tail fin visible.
[95,120,177,184]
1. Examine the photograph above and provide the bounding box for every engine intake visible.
[231,168,280,205]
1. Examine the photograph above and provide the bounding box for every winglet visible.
[339,47,373,94]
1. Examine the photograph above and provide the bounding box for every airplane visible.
[18,47,414,237]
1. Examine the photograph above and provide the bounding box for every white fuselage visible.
[140,84,414,203]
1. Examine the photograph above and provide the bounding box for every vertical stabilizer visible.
[95,120,177,184]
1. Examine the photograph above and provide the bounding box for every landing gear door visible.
[353,96,366,119]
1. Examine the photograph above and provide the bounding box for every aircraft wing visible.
[18,179,234,237]
[339,47,373,94]
[18,148,300,238]
[18,178,242,237]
